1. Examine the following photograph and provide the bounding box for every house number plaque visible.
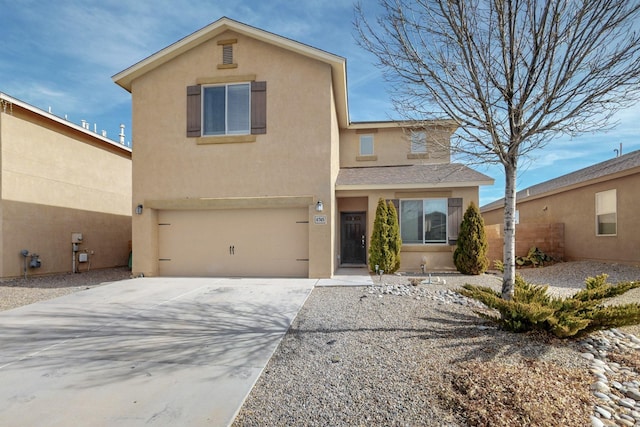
[314,215,327,225]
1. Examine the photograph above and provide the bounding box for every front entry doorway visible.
[340,212,367,265]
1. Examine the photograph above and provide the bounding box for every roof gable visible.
[112,17,349,127]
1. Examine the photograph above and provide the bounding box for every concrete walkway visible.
[0,277,317,427]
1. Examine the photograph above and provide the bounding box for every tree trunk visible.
[502,163,517,299]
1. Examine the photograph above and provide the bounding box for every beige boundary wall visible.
[485,223,565,265]
[0,95,132,279]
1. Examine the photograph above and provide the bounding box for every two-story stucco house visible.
[113,17,493,278]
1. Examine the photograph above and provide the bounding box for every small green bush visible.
[369,198,402,273]
[453,202,489,275]
[516,246,554,267]
[369,198,390,273]
[386,200,402,273]
[458,274,640,338]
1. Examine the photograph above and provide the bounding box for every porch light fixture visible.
[135,204,143,215]
[315,200,324,212]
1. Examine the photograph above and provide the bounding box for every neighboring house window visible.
[360,135,374,156]
[400,199,448,244]
[186,81,266,137]
[596,189,617,235]
[411,131,427,153]
[203,83,250,136]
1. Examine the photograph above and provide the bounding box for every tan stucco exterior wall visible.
[130,31,337,277]
[0,105,132,278]
[339,125,453,168]
[482,172,640,264]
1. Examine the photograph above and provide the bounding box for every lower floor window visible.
[596,189,617,236]
[400,199,447,244]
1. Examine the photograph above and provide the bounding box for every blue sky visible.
[2,0,639,206]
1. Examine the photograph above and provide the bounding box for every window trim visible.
[595,189,617,236]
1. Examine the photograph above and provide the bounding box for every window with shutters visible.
[399,198,462,245]
[203,83,250,136]
[186,80,266,139]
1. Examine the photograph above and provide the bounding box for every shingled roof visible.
[336,163,494,189]
[481,149,640,211]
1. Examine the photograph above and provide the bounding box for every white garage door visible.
[157,208,309,277]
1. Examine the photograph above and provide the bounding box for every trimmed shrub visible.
[453,202,489,275]
[386,200,402,273]
[369,198,391,273]
[368,198,401,274]
[458,274,640,338]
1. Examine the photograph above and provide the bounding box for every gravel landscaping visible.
[234,261,640,426]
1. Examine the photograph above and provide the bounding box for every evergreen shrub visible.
[368,198,401,273]
[458,274,640,338]
[453,201,489,275]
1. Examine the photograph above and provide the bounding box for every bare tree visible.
[355,0,640,299]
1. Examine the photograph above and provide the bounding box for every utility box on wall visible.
[71,233,83,244]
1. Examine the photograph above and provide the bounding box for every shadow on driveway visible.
[0,277,314,426]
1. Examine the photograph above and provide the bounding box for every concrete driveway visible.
[0,277,316,426]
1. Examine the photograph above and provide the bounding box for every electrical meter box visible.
[71,233,83,244]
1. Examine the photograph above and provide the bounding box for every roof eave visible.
[0,92,132,155]
[347,119,458,130]
[336,180,494,191]
[481,166,640,212]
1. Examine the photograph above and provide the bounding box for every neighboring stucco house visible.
[482,150,640,265]
[0,92,132,279]
[113,17,493,278]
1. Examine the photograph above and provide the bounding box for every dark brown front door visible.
[341,212,366,265]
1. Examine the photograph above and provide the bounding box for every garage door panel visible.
[158,208,308,277]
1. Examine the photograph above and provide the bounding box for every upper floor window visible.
[203,83,251,136]
[186,81,266,139]
[359,134,374,156]
[596,189,617,236]
[411,131,427,153]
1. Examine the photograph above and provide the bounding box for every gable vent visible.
[222,44,233,65]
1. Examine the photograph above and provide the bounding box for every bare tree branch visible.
[355,0,640,298]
